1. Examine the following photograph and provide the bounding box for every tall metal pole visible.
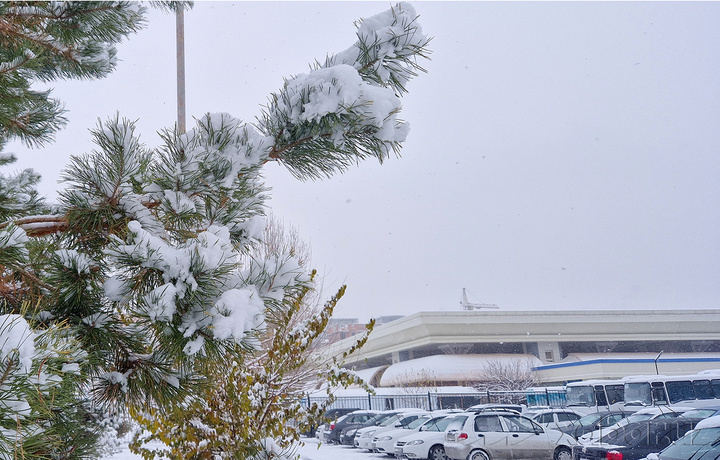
[176,6,186,134]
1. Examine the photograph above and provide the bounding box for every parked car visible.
[526,408,583,431]
[303,407,360,438]
[340,410,404,446]
[323,410,378,444]
[570,418,700,460]
[577,406,690,445]
[370,410,431,452]
[444,409,576,460]
[648,416,720,460]
[356,410,428,450]
[395,412,465,460]
[374,412,438,455]
[559,411,634,440]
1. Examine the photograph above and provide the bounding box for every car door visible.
[499,415,556,460]
[472,414,514,460]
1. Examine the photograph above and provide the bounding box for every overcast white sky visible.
[8,1,720,321]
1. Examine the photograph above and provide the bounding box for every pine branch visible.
[0,214,68,237]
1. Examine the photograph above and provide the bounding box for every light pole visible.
[654,350,664,375]
[176,6,186,134]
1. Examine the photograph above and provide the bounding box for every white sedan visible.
[374,414,436,455]
[395,413,466,460]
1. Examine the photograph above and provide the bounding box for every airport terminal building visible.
[327,309,720,387]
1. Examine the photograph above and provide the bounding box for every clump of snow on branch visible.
[211,287,265,342]
[272,64,408,147]
[0,314,36,376]
[0,225,28,255]
[55,248,94,274]
[330,2,430,93]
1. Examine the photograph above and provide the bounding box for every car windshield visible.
[626,413,655,423]
[659,428,720,460]
[431,417,454,431]
[379,414,404,427]
[398,415,423,427]
[406,416,431,429]
[577,413,604,426]
[364,413,393,426]
[681,409,720,419]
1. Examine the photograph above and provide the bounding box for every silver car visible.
[444,410,575,460]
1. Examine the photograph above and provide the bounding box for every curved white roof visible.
[379,354,543,386]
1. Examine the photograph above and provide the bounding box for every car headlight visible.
[362,431,375,438]
[379,436,393,441]
[406,439,424,446]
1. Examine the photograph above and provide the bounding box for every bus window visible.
[594,385,608,406]
[712,379,720,398]
[665,380,695,403]
[651,382,668,405]
[693,380,714,400]
[606,384,624,405]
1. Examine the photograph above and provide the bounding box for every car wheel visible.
[429,444,447,460]
[554,447,571,460]
[469,450,490,460]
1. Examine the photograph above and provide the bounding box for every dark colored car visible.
[302,407,360,437]
[571,419,700,460]
[560,411,633,439]
[655,424,720,460]
[325,410,378,444]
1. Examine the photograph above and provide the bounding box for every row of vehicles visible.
[310,401,720,459]
[527,370,720,415]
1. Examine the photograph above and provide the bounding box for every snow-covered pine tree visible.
[0,2,147,458]
[0,2,430,457]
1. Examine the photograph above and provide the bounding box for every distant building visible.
[325,309,720,387]
[322,315,404,344]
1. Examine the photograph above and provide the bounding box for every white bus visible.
[623,370,720,409]
[563,379,626,414]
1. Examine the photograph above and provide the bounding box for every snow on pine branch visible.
[328,1,431,94]
[105,219,307,355]
[261,2,430,180]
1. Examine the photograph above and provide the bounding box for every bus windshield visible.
[566,385,595,407]
[624,382,652,406]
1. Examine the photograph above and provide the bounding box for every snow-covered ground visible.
[104,437,389,460]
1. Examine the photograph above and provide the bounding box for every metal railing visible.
[302,389,549,412]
